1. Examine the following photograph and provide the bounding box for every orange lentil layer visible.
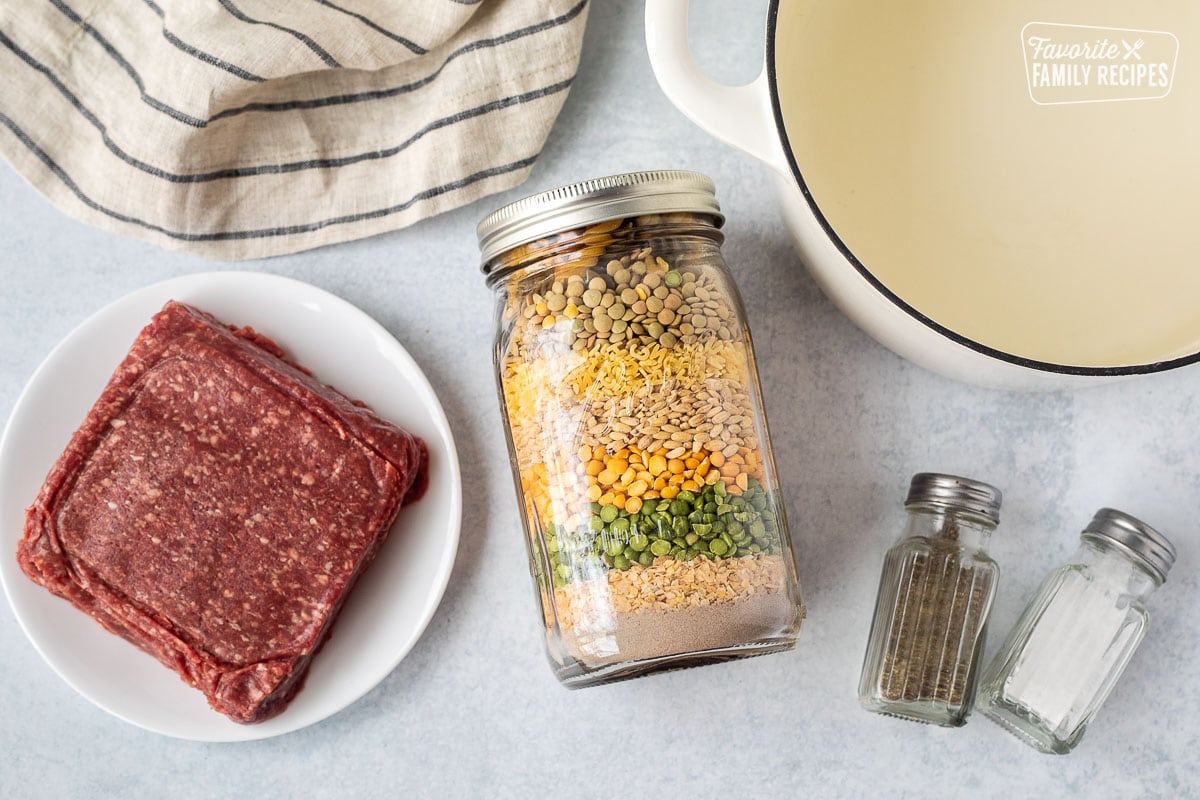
[579,443,763,511]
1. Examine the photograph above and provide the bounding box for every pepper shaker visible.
[979,509,1176,754]
[859,473,1002,726]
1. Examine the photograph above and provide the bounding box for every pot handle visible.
[644,0,789,175]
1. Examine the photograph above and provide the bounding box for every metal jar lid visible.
[476,170,724,271]
[904,472,1003,525]
[1082,508,1177,583]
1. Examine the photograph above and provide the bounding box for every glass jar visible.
[858,473,1002,726]
[979,508,1176,754]
[477,171,805,687]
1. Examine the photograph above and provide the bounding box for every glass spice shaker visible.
[477,171,805,687]
[859,473,1002,726]
[979,508,1176,754]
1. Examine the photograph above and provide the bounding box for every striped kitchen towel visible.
[0,0,589,259]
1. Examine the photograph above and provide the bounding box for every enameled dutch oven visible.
[646,0,1200,389]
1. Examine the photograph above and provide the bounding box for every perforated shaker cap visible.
[1083,508,1177,583]
[476,170,723,271]
[904,472,1003,526]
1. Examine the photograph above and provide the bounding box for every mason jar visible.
[979,508,1176,754]
[859,473,1002,726]
[476,171,805,687]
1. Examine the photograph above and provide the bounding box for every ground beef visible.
[18,300,428,724]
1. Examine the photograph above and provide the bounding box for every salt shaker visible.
[979,508,1176,754]
[858,473,1002,726]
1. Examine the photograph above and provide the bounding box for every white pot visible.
[645,0,1200,389]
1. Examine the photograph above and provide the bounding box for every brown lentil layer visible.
[505,247,740,363]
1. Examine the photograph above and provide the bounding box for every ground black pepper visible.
[875,529,992,706]
[859,473,1002,727]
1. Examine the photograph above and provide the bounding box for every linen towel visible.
[0,0,589,259]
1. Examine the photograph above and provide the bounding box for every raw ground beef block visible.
[18,300,428,724]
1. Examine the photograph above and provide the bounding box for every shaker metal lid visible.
[476,170,724,270]
[1083,508,1177,583]
[904,472,1002,525]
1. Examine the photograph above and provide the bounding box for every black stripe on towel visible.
[48,0,207,127]
[38,0,585,127]
[0,110,538,242]
[312,0,427,55]
[209,0,587,122]
[0,27,572,181]
[217,0,342,69]
[140,0,266,82]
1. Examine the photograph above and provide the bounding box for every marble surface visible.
[2,2,1198,797]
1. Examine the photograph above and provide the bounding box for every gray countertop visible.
[3,2,1197,797]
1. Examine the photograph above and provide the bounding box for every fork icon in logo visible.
[1122,38,1145,60]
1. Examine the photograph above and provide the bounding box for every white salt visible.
[1003,570,1138,731]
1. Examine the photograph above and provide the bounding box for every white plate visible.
[0,271,462,741]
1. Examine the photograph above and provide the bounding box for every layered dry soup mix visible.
[497,216,797,666]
